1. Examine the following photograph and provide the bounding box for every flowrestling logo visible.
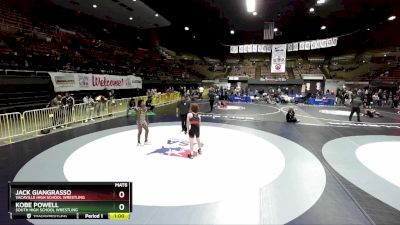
[148,138,195,158]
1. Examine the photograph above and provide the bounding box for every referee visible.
[176,95,191,134]
[349,94,363,122]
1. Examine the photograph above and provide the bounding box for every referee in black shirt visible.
[176,95,191,134]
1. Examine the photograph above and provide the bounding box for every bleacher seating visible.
[0,2,31,30]
[0,1,213,113]
[260,65,289,81]
[375,67,400,81]
[292,63,322,79]
[231,65,256,78]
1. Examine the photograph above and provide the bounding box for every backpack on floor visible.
[40,128,51,135]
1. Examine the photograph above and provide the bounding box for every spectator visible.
[62,92,75,123]
[199,86,204,99]
[108,90,116,115]
[48,95,64,129]
[95,95,107,116]
[394,90,400,108]
[127,98,136,116]
[146,96,155,112]
[83,94,95,122]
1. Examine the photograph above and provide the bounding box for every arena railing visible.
[0,92,181,144]
[0,112,24,143]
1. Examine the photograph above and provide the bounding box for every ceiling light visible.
[316,0,325,4]
[274,28,278,32]
[366,28,370,31]
[184,26,189,31]
[384,54,387,57]
[129,17,133,20]
[155,13,159,17]
[193,35,196,39]
[230,30,235,35]
[246,0,256,13]
[309,8,315,13]
[253,12,258,16]
[321,25,326,30]
[92,4,97,8]
[388,15,396,21]
[132,0,136,1]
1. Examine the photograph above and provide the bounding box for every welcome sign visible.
[49,72,142,92]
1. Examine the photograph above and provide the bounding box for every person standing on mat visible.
[187,103,202,159]
[176,95,190,134]
[349,94,362,122]
[208,88,215,112]
[136,100,149,146]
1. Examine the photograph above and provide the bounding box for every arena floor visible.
[1,101,400,225]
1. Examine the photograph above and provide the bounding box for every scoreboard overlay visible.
[8,182,132,220]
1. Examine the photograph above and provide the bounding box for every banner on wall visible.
[247,44,253,53]
[311,40,317,50]
[239,45,244,53]
[271,44,287,73]
[252,44,258,53]
[257,44,263,52]
[229,37,338,54]
[287,43,293,52]
[230,46,238,54]
[267,45,272,53]
[49,72,142,92]
[305,41,311,50]
[299,42,305,50]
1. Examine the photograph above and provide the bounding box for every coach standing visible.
[208,88,216,112]
[176,95,191,134]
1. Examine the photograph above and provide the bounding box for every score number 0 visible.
[118,191,125,211]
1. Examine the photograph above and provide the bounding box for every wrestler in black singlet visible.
[189,113,200,138]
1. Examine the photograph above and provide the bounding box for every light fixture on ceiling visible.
[388,15,396,21]
[129,17,133,21]
[184,26,189,31]
[366,28,370,31]
[384,54,387,57]
[253,12,258,16]
[321,25,326,30]
[274,28,278,32]
[92,4,97,8]
[193,35,196,39]
[309,8,315,13]
[316,0,326,5]
[230,30,235,35]
[246,0,256,13]
[132,0,136,1]
[155,13,159,17]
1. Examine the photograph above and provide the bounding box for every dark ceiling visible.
[143,0,400,57]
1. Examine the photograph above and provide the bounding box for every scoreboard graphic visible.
[8,182,132,220]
